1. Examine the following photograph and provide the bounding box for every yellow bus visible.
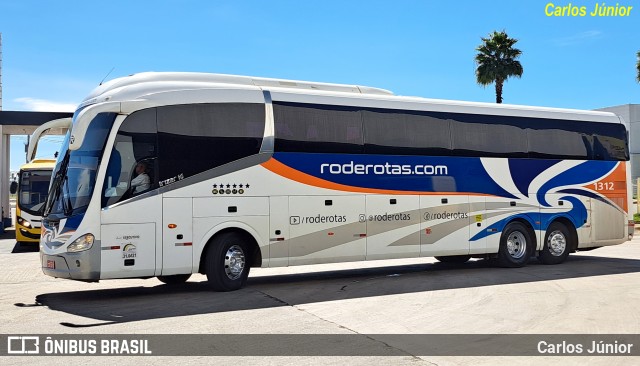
[11,118,71,243]
[14,159,57,242]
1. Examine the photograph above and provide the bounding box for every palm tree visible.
[636,50,640,83]
[475,30,523,104]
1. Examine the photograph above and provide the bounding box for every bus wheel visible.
[157,274,191,285]
[538,222,571,265]
[205,232,250,291]
[497,222,532,268]
[434,255,471,263]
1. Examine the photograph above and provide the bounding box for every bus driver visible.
[131,161,150,193]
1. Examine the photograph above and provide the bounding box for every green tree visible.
[636,50,640,83]
[475,30,523,104]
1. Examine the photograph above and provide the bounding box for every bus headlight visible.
[67,234,95,253]
[16,216,31,228]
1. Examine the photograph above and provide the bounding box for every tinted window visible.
[527,121,592,160]
[102,108,158,207]
[363,110,451,155]
[274,102,363,153]
[591,123,628,160]
[157,103,265,181]
[272,101,628,161]
[450,118,528,157]
[526,119,628,161]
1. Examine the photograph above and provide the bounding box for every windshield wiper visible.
[44,174,63,216]
[62,176,74,216]
[44,153,71,216]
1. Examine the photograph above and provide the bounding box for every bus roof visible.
[20,158,57,171]
[79,72,622,125]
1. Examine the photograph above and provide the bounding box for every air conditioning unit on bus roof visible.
[116,72,394,96]
[249,76,394,96]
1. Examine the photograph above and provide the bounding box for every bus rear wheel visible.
[434,255,471,263]
[205,232,250,292]
[157,274,191,285]
[538,222,572,265]
[497,222,533,268]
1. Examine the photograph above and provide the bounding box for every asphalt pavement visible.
[1,227,639,365]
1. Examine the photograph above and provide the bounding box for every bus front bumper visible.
[16,224,41,242]
[41,250,100,282]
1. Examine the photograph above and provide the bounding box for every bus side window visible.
[273,102,363,154]
[101,108,158,208]
[156,103,265,183]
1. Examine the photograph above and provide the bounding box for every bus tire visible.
[205,232,250,291]
[497,222,532,268]
[538,222,571,265]
[434,255,471,263]
[157,274,191,285]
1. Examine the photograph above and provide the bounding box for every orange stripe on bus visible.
[582,162,628,212]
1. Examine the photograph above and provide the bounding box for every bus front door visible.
[100,196,160,279]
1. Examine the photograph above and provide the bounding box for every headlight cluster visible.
[67,234,95,253]
[16,216,31,228]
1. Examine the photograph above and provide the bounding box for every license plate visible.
[46,260,55,269]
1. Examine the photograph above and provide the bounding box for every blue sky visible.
[1,0,638,170]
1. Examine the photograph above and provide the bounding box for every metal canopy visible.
[0,111,73,135]
[0,110,74,229]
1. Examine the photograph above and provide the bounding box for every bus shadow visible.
[11,242,39,253]
[32,254,640,327]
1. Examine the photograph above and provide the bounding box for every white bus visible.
[40,72,632,291]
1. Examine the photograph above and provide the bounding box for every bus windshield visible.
[18,169,52,216]
[44,112,116,218]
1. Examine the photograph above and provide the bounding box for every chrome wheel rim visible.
[506,231,527,259]
[224,245,245,280]
[547,230,567,257]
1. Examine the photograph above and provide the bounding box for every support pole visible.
[0,126,9,230]
[637,178,639,214]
